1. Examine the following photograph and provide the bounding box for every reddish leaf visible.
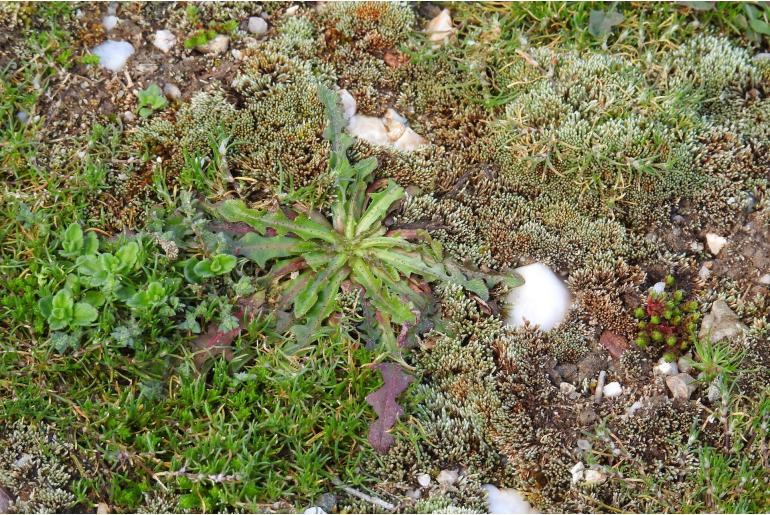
[384,50,409,68]
[207,221,258,236]
[600,330,628,359]
[189,295,263,370]
[365,363,413,454]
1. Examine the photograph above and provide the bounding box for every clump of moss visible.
[633,275,701,361]
[0,421,77,513]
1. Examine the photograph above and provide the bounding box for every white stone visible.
[699,300,747,343]
[559,382,576,396]
[152,30,176,53]
[198,34,229,55]
[285,5,300,16]
[602,382,622,398]
[426,8,453,47]
[583,469,606,485]
[102,15,119,31]
[678,354,695,375]
[483,484,534,514]
[570,462,584,484]
[347,115,390,146]
[437,469,459,486]
[92,40,135,72]
[393,128,428,151]
[338,89,356,120]
[576,439,591,451]
[248,16,268,36]
[16,111,29,124]
[650,282,666,295]
[666,373,698,400]
[163,83,182,100]
[505,263,571,331]
[417,473,431,487]
[303,508,326,515]
[406,489,421,501]
[707,378,722,403]
[0,486,9,513]
[705,233,727,255]
[759,273,770,285]
[626,400,644,417]
[654,358,679,376]
[698,265,711,280]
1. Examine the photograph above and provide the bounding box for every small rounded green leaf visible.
[115,241,139,272]
[208,254,237,275]
[60,223,84,257]
[83,231,100,255]
[73,302,99,326]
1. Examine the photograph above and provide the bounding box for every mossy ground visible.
[1,2,770,513]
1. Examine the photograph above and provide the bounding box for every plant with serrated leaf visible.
[213,84,522,350]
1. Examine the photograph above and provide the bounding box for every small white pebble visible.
[650,282,666,295]
[583,469,606,485]
[102,15,119,31]
[705,233,727,255]
[153,29,177,54]
[602,382,622,398]
[338,89,357,120]
[654,358,678,376]
[505,263,571,331]
[570,462,584,484]
[16,111,29,124]
[303,508,326,515]
[198,34,229,55]
[698,265,711,280]
[417,473,431,487]
[483,485,533,514]
[576,439,591,451]
[626,400,644,417]
[426,8,453,48]
[437,469,459,486]
[163,83,182,101]
[559,382,576,396]
[92,40,135,72]
[285,5,299,16]
[248,16,268,36]
[759,273,770,285]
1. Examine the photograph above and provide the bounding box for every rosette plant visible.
[214,84,522,349]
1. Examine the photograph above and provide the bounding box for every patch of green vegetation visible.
[1,326,380,512]
[3,1,770,513]
[633,275,701,361]
[136,83,168,118]
[215,85,519,350]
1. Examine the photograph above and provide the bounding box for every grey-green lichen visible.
[0,421,76,514]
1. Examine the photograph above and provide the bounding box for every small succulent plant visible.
[633,274,700,361]
[136,83,168,118]
[214,84,521,349]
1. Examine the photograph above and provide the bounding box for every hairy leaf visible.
[294,254,347,318]
[365,363,413,454]
[237,233,314,267]
[350,258,414,325]
[292,267,349,346]
[355,181,405,237]
[216,199,268,234]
